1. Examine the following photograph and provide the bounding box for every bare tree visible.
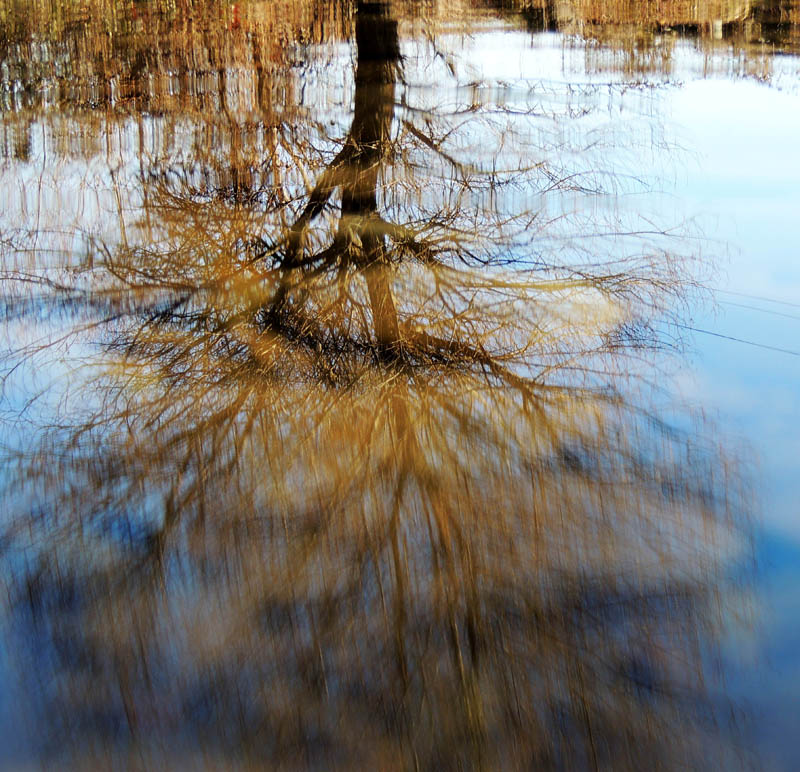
[0,2,750,770]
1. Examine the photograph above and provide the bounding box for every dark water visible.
[1,1,799,769]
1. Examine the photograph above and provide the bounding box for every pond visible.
[1,1,799,768]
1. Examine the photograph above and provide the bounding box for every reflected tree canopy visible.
[0,1,753,769]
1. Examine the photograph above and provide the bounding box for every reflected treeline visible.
[517,0,800,40]
[515,0,800,76]
[0,0,798,139]
[0,0,351,162]
[0,1,751,770]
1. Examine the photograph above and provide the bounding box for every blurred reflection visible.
[522,0,800,77]
[0,0,797,127]
[0,0,751,769]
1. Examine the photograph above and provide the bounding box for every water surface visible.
[1,1,799,768]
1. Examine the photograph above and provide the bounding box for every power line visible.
[719,300,800,322]
[715,288,800,310]
[676,323,800,357]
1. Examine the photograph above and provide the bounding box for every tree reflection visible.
[0,1,749,769]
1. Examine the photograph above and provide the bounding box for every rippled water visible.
[1,1,798,768]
